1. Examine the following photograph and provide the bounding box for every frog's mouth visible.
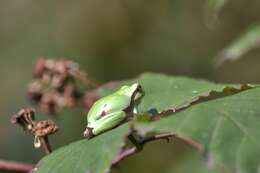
[134,92,143,101]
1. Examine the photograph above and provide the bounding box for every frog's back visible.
[87,93,131,121]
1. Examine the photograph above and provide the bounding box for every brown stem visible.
[111,132,177,166]
[110,147,137,166]
[111,132,203,167]
[40,137,52,154]
[140,132,176,145]
[175,136,203,151]
[0,159,34,172]
[127,134,143,150]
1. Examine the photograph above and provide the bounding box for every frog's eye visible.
[137,85,142,91]
[135,84,144,95]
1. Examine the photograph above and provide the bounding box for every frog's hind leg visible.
[92,111,127,136]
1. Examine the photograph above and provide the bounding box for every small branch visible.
[111,132,203,167]
[140,132,176,145]
[175,136,203,151]
[0,159,34,172]
[111,132,176,166]
[127,134,143,150]
[111,147,137,166]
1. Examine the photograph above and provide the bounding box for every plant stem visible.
[40,136,52,154]
[0,159,34,172]
[111,132,177,166]
[111,132,202,166]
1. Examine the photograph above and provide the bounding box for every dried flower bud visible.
[11,108,59,154]
[11,108,35,130]
[33,58,46,78]
[27,80,43,102]
[32,120,58,149]
[11,108,58,154]
[44,59,55,71]
[51,73,68,88]
[28,58,99,114]
[62,84,79,107]
[32,120,58,137]
[54,60,69,75]
[39,91,59,113]
[41,73,52,85]
[66,61,79,74]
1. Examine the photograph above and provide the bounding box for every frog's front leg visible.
[84,111,127,139]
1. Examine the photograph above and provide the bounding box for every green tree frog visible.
[84,83,144,139]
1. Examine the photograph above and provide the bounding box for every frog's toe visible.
[83,127,94,139]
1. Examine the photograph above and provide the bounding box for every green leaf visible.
[137,87,260,173]
[34,124,129,173]
[97,73,252,113]
[34,73,255,173]
[215,24,260,66]
[165,152,221,173]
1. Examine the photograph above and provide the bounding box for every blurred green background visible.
[1,0,260,172]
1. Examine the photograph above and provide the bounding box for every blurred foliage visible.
[1,0,260,173]
[215,24,260,65]
[205,0,228,27]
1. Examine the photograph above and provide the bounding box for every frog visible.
[83,83,144,139]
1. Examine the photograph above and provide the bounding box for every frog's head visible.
[118,83,144,101]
